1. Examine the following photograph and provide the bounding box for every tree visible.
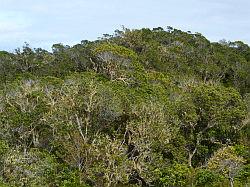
[208,146,246,187]
[178,84,246,167]
[93,43,143,83]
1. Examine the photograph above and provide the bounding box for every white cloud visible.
[0,0,249,51]
[0,11,31,37]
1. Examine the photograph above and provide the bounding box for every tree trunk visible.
[188,154,192,168]
[188,147,197,167]
[230,178,234,187]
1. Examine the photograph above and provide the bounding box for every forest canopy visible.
[0,27,249,187]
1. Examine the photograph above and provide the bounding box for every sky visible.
[0,0,250,51]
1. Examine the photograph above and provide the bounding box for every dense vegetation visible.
[0,27,249,187]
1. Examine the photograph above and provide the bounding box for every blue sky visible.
[0,0,250,51]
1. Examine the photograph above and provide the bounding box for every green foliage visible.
[0,140,9,156]
[158,163,191,186]
[195,169,224,186]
